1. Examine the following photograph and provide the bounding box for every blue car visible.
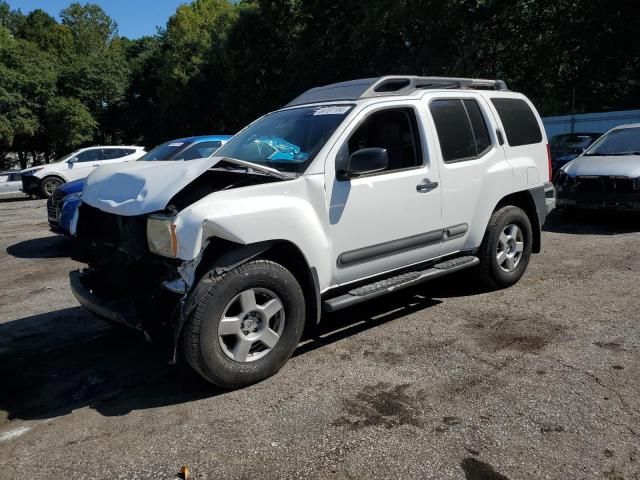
[48,135,233,234]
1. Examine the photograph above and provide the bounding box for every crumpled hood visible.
[564,155,640,177]
[83,156,221,216]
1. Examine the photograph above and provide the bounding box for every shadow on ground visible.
[6,235,74,259]
[0,286,444,421]
[0,196,33,203]
[544,209,640,235]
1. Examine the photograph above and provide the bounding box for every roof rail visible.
[286,75,508,107]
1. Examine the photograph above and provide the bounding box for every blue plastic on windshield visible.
[253,136,310,163]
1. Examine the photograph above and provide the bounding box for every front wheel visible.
[181,259,305,388]
[477,205,533,289]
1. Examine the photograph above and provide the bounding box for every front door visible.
[65,149,104,181]
[325,102,443,285]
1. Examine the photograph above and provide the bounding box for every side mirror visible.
[337,147,388,180]
[68,157,78,164]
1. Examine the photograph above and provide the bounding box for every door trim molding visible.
[336,223,469,268]
[337,229,443,268]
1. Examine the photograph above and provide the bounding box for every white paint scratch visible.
[0,426,31,442]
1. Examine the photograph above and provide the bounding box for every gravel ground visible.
[0,198,638,480]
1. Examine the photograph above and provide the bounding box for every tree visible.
[60,2,118,56]
[44,96,96,154]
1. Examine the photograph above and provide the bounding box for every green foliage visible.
[0,0,639,170]
[44,96,96,152]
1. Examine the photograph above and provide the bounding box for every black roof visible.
[286,75,508,107]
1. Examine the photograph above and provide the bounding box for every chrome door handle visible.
[416,179,439,193]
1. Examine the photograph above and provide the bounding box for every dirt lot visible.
[0,198,638,480]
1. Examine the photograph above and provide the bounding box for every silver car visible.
[0,171,24,199]
[555,123,640,211]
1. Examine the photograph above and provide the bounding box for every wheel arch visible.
[172,238,320,361]
[494,189,541,253]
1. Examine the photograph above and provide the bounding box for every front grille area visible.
[575,176,637,195]
[47,190,66,220]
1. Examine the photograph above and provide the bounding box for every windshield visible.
[585,128,640,156]
[215,104,354,173]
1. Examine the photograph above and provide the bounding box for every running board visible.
[322,256,479,313]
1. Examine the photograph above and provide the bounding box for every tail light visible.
[546,144,552,182]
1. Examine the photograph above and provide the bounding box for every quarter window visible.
[347,108,422,172]
[490,98,542,146]
[430,99,492,162]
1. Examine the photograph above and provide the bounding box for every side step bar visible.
[322,256,479,313]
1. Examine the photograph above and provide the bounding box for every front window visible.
[215,104,354,174]
[585,128,640,156]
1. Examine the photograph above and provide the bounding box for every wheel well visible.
[196,238,320,330]
[41,174,66,183]
[495,190,541,253]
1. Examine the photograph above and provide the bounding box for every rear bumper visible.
[69,270,139,328]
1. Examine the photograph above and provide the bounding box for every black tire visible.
[477,205,533,289]
[40,176,64,198]
[181,259,305,388]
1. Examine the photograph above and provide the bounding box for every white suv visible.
[69,76,555,388]
[21,145,145,198]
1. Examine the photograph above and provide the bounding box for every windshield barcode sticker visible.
[312,106,351,116]
[168,143,184,147]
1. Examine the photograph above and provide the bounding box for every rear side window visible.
[102,149,126,160]
[490,98,542,146]
[429,99,492,162]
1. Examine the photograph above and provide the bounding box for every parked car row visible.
[21,146,147,198]
[46,135,232,234]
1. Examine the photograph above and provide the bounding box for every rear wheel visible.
[478,205,533,289]
[40,176,64,198]
[181,259,305,388]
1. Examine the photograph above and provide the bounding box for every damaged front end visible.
[70,162,285,361]
[70,204,186,355]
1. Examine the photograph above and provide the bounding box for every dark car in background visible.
[555,124,640,212]
[549,132,602,176]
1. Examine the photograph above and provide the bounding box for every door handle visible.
[416,179,439,193]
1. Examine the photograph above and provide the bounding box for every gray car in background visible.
[555,123,640,211]
[0,171,24,198]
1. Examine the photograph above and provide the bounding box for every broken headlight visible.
[147,213,178,258]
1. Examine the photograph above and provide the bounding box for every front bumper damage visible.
[556,175,640,211]
[70,204,193,359]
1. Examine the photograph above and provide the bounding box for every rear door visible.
[425,93,511,254]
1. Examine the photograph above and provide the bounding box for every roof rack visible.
[286,75,508,107]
